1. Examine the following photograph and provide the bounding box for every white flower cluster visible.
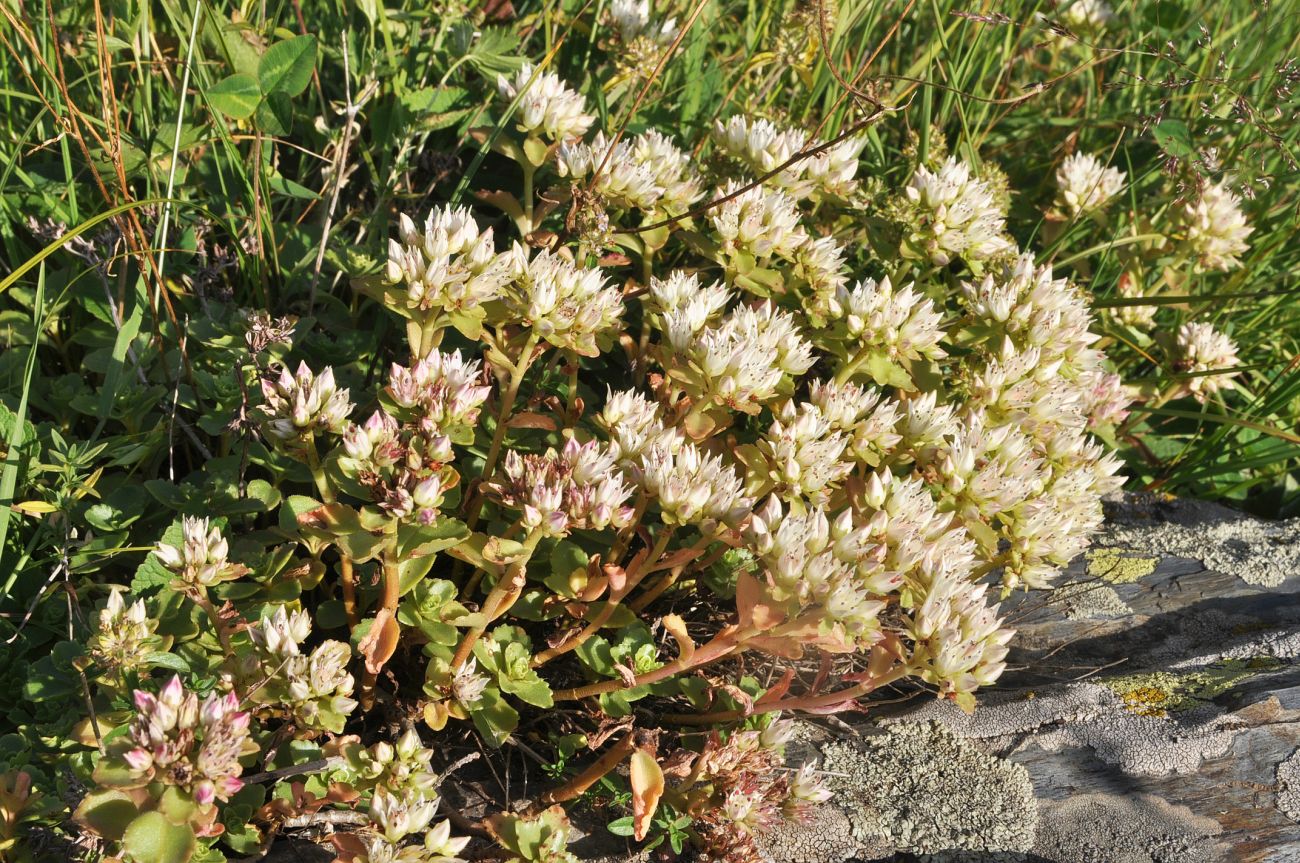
[504,247,625,356]
[89,590,157,675]
[385,351,492,436]
[559,130,702,216]
[383,207,510,316]
[608,0,678,44]
[710,180,808,264]
[900,157,1013,266]
[488,438,636,536]
[497,63,594,144]
[820,276,948,363]
[1174,321,1241,401]
[712,116,864,200]
[1179,179,1253,271]
[638,441,752,528]
[258,362,354,444]
[155,517,248,591]
[556,132,665,211]
[242,606,358,733]
[597,388,683,465]
[1054,151,1126,217]
[657,298,816,415]
[1108,270,1157,330]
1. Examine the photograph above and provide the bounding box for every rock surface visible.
[743,494,1300,862]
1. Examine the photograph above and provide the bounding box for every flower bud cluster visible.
[1053,151,1126,217]
[794,235,850,310]
[496,64,594,144]
[343,728,439,795]
[386,351,492,438]
[383,207,511,316]
[556,132,664,211]
[744,497,891,643]
[1177,179,1253,272]
[155,517,249,593]
[709,181,808,264]
[638,441,752,528]
[122,676,250,808]
[486,438,635,536]
[241,607,358,733]
[711,116,864,200]
[258,362,354,444]
[1174,321,1241,401]
[899,157,1013,266]
[689,723,831,857]
[341,408,458,523]
[504,247,625,357]
[658,300,816,415]
[818,276,948,363]
[1107,270,1157,330]
[89,590,157,676]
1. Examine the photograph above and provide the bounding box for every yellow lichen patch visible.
[1101,658,1281,716]
[1086,548,1158,584]
[1120,686,1170,718]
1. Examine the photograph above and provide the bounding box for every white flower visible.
[1060,0,1112,33]
[384,207,510,317]
[258,362,354,443]
[1054,151,1126,217]
[504,247,624,356]
[712,116,864,200]
[755,401,854,505]
[155,517,246,589]
[556,132,665,211]
[609,0,678,44]
[370,788,437,843]
[497,63,594,143]
[630,130,703,214]
[249,606,311,657]
[638,441,751,527]
[1107,270,1157,330]
[662,301,816,414]
[901,157,1013,265]
[1175,321,1240,401]
[709,181,808,262]
[597,388,683,464]
[1179,180,1252,271]
[830,276,947,362]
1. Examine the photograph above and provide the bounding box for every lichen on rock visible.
[814,721,1038,856]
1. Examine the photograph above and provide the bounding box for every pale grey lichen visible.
[815,721,1037,855]
[1101,494,1300,588]
[897,684,1236,777]
[1033,792,1226,863]
[1278,747,1300,824]
[1053,579,1132,620]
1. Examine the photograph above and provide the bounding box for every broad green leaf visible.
[258,35,317,97]
[206,74,261,120]
[256,91,295,136]
[1152,119,1195,159]
[122,811,196,863]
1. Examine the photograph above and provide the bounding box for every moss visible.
[1086,548,1158,584]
